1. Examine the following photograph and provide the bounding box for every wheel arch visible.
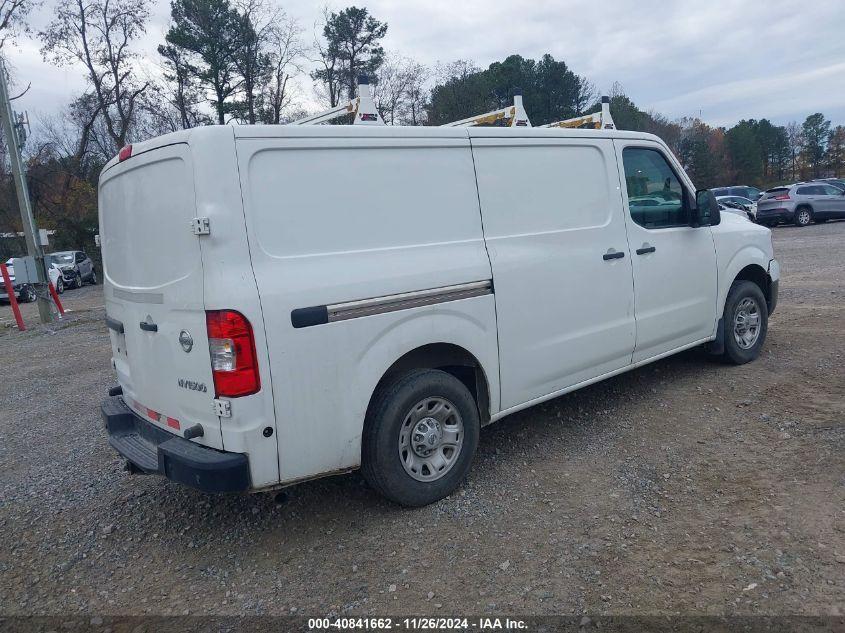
[717,245,772,319]
[366,343,493,427]
[733,263,772,308]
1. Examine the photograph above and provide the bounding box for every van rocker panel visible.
[102,396,250,493]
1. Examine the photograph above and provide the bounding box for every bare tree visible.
[402,60,429,126]
[157,42,207,130]
[312,6,342,107]
[231,0,276,124]
[260,13,304,124]
[0,0,35,49]
[373,54,428,125]
[40,0,150,155]
[785,121,803,181]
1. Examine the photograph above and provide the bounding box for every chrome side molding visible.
[291,280,493,329]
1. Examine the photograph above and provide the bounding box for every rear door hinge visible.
[191,217,211,235]
[213,398,231,418]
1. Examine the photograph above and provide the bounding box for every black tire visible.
[794,206,812,226]
[362,368,480,507]
[74,272,83,289]
[19,285,36,303]
[722,280,768,365]
[89,270,97,285]
[56,277,64,294]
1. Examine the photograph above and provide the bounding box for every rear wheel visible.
[362,369,480,507]
[794,206,812,226]
[722,280,768,365]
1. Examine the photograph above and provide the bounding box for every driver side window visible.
[622,148,688,229]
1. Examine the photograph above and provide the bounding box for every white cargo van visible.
[99,125,779,506]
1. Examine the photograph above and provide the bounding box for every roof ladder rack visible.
[441,90,532,128]
[291,75,384,126]
[542,96,615,130]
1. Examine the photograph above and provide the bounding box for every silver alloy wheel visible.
[733,296,761,349]
[398,396,464,482]
[57,278,64,293]
[797,209,810,225]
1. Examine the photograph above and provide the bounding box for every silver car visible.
[756,182,845,227]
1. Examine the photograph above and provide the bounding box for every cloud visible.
[6,0,844,132]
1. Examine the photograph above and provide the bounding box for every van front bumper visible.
[102,396,250,493]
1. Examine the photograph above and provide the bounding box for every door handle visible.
[636,245,656,255]
[603,250,625,260]
[139,320,158,332]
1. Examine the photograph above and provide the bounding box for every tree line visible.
[0,0,843,258]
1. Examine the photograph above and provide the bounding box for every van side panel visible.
[472,137,637,409]
[189,128,281,488]
[235,134,498,483]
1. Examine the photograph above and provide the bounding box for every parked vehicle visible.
[716,195,756,220]
[813,178,845,192]
[99,126,779,506]
[46,250,97,288]
[0,258,63,302]
[711,185,763,201]
[757,182,845,226]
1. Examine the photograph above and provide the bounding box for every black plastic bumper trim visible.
[768,278,778,316]
[101,396,250,493]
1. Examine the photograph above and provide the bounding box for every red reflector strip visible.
[125,397,180,430]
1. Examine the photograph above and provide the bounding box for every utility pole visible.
[0,55,52,323]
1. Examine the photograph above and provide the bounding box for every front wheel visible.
[74,273,83,289]
[19,285,37,303]
[89,270,97,285]
[794,207,812,227]
[362,369,480,507]
[56,277,64,294]
[722,280,768,365]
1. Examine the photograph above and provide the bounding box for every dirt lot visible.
[1,222,843,619]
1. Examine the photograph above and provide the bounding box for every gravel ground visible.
[0,223,843,618]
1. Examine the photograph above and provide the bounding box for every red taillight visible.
[773,194,790,201]
[206,310,260,397]
[118,144,133,162]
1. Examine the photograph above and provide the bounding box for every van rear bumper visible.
[102,396,250,493]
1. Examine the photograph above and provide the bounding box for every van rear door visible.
[99,143,221,448]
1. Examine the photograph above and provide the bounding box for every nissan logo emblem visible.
[179,330,193,353]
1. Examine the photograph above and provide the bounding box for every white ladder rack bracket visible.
[292,75,384,126]
[442,91,532,128]
[543,96,615,130]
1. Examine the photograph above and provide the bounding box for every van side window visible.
[622,148,687,229]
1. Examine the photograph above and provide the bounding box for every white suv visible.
[99,126,779,506]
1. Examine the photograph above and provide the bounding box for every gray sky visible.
[7,0,845,131]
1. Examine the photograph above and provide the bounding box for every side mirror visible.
[692,189,720,227]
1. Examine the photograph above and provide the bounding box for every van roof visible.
[232,124,662,143]
[104,124,666,170]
